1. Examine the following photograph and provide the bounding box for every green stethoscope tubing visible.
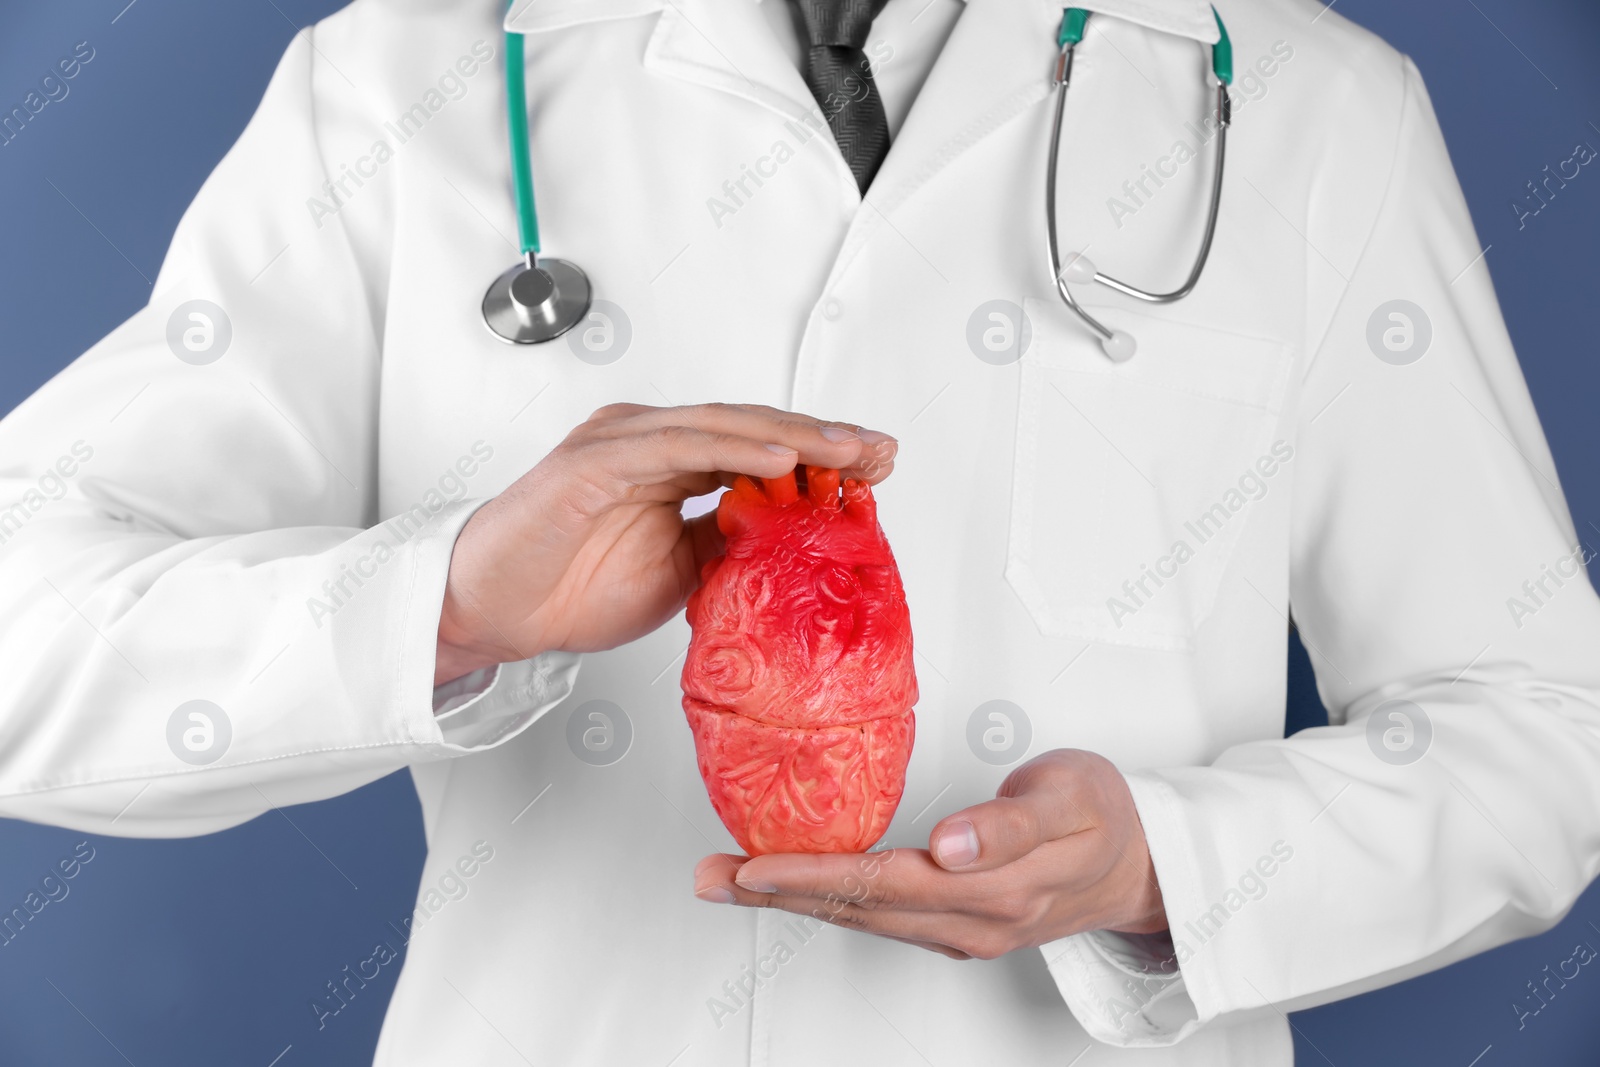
[504,25,540,258]
[483,2,593,344]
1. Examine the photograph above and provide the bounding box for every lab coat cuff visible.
[1040,774,1206,1047]
[396,497,581,755]
[433,666,501,717]
[429,651,582,751]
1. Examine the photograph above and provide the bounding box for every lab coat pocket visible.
[1007,299,1291,651]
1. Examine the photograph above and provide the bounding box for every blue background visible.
[1,0,1598,1063]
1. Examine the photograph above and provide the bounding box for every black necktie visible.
[790,0,892,194]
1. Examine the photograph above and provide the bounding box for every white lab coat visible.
[2,0,1597,1062]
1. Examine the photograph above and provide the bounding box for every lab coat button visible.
[822,298,843,320]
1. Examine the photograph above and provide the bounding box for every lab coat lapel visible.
[510,0,821,126]
[860,0,1221,220]
[1071,0,1220,43]
[644,0,822,125]
[861,0,1055,220]
[826,0,1222,288]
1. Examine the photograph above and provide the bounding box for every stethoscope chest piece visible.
[483,256,592,344]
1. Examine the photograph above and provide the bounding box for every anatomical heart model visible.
[681,466,917,855]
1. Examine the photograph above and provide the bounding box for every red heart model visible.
[681,466,917,855]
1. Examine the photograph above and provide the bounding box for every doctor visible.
[2,0,1597,1063]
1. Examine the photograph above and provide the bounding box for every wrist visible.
[1101,763,1168,934]
[1114,875,1170,935]
[435,586,537,688]
[433,639,501,689]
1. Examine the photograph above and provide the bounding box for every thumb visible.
[928,762,1092,871]
[685,510,727,575]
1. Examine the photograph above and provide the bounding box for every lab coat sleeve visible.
[1040,57,1600,1044]
[0,30,579,838]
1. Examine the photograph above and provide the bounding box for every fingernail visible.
[734,874,777,893]
[858,429,897,450]
[765,443,798,455]
[820,426,861,443]
[697,886,736,904]
[934,821,980,867]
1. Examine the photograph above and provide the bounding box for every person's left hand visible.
[692,749,1167,960]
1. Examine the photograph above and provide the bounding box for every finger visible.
[593,401,866,443]
[710,882,1000,956]
[698,853,1015,957]
[708,451,894,494]
[840,430,898,486]
[883,934,972,960]
[617,471,726,506]
[578,401,843,440]
[572,427,803,498]
[583,401,655,427]
[684,511,726,575]
[592,402,897,476]
[693,852,747,903]
[929,760,1093,872]
[733,849,961,912]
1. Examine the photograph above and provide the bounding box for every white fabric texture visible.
[1,0,1596,1063]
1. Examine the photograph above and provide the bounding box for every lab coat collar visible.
[504,0,662,34]
[1067,0,1221,45]
[508,0,823,131]
[501,0,1222,230]
[506,0,1220,44]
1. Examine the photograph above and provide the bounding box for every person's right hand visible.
[433,403,898,686]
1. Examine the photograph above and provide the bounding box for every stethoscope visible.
[1046,7,1233,361]
[482,6,1233,359]
[481,18,592,344]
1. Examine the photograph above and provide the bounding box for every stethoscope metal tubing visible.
[1044,42,1119,346]
[1045,37,1231,354]
[1091,84,1230,305]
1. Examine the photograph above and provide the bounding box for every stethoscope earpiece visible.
[1099,330,1136,363]
[483,255,592,345]
[1058,251,1098,286]
[1058,250,1137,360]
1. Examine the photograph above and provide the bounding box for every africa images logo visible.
[305,41,496,229]
[0,40,96,149]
